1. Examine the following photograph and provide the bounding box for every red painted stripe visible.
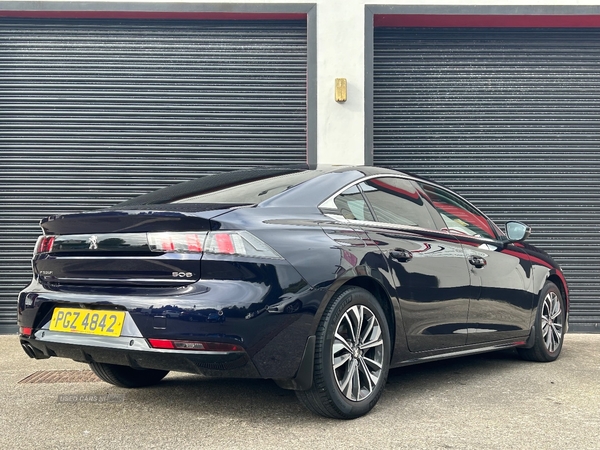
[0,10,306,20]
[374,14,600,28]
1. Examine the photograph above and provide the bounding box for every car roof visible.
[113,165,431,208]
[324,165,429,181]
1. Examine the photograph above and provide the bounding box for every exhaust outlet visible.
[21,342,36,359]
[20,341,50,360]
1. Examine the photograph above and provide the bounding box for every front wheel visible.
[518,281,565,362]
[89,362,169,388]
[296,286,391,419]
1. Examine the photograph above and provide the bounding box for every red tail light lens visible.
[147,231,282,259]
[214,233,235,254]
[19,327,33,337]
[204,231,283,259]
[147,232,207,253]
[34,236,55,254]
[185,234,203,252]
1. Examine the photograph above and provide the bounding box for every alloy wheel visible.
[331,305,385,401]
[541,290,563,353]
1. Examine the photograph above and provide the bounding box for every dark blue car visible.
[18,166,568,419]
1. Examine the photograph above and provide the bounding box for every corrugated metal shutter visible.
[373,28,600,332]
[0,17,307,330]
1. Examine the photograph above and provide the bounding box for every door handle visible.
[468,255,487,268]
[390,249,413,262]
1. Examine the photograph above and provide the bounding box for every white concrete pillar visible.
[316,0,366,165]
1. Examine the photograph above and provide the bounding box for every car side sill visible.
[393,338,529,368]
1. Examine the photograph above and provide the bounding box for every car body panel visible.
[460,239,535,344]
[17,165,568,387]
[355,223,473,352]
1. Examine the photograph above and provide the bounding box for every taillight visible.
[147,232,207,253]
[147,231,282,259]
[34,236,55,255]
[205,231,282,259]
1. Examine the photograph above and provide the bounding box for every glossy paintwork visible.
[20,257,316,379]
[35,252,202,286]
[18,165,569,384]
[411,179,537,346]
[458,238,534,344]
[360,224,473,352]
[40,208,223,235]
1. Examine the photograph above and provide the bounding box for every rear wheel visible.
[296,286,391,419]
[518,281,565,362]
[89,362,169,388]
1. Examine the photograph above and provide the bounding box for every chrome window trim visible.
[414,180,501,242]
[318,174,423,210]
[319,173,499,244]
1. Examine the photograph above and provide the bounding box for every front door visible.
[416,181,534,344]
[352,177,473,352]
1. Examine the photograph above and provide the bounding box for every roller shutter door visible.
[0,17,307,330]
[374,28,600,332]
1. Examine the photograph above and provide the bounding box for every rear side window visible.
[418,182,497,240]
[333,185,375,221]
[358,177,437,230]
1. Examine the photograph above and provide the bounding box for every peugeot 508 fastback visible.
[18,166,568,419]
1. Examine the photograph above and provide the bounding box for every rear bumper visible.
[20,331,260,378]
[18,275,322,380]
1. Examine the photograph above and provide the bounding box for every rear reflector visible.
[19,327,33,337]
[34,236,55,254]
[148,338,242,352]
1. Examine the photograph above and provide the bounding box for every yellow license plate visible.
[49,308,126,337]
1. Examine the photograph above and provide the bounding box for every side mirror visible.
[505,221,531,242]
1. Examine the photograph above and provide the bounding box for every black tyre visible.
[296,286,391,419]
[518,281,565,362]
[89,362,169,388]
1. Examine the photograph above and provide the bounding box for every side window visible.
[358,177,437,230]
[333,185,375,221]
[418,182,497,240]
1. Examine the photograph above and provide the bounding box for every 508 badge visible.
[172,272,193,278]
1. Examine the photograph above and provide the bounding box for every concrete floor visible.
[1,333,598,450]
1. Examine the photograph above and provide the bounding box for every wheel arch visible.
[547,272,569,332]
[531,266,569,314]
[277,275,398,392]
[523,271,570,349]
[519,273,568,360]
[337,276,397,359]
[547,272,569,310]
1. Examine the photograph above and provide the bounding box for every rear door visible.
[343,177,473,352]
[416,182,534,343]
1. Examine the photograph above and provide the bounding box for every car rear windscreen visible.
[174,170,322,204]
